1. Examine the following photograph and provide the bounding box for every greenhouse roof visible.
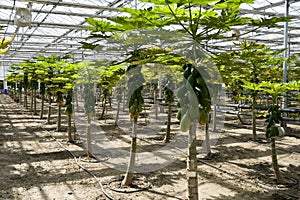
[0,0,299,73]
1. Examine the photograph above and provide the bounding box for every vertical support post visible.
[282,0,289,110]
[158,72,162,99]
[3,64,8,94]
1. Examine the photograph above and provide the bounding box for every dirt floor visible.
[0,93,299,200]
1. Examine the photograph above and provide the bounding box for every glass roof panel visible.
[0,0,299,71]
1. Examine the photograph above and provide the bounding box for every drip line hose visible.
[40,127,115,200]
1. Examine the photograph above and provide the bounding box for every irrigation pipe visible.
[40,127,115,200]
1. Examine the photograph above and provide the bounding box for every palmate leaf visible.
[85,17,125,33]
[80,42,98,50]
[214,0,254,9]
[250,16,291,27]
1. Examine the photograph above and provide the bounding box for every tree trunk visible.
[164,102,172,143]
[122,91,126,112]
[47,95,52,124]
[24,88,28,109]
[252,97,257,141]
[187,121,199,200]
[30,89,33,112]
[122,116,137,186]
[19,88,22,105]
[100,98,107,120]
[212,103,217,132]
[205,113,212,157]
[40,94,44,119]
[86,115,93,158]
[57,103,62,131]
[75,89,79,112]
[33,89,37,115]
[67,114,73,143]
[115,100,120,126]
[271,137,285,184]
[154,90,158,118]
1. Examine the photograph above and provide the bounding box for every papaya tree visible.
[62,63,78,142]
[164,74,175,143]
[96,65,125,120]
[215,41,287,141]
[243,80,300,184]
[83,0,289,198]
[122,64,145,186]
[36,55,73,127]
[76,61,98,157]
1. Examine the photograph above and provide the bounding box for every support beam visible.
[20,0,121,11]
[282,0,289,112]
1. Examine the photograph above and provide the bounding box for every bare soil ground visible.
[0,94,299,200]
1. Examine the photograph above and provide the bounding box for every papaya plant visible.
[122,64,145,186]
[76,61,98,157]
[164,74,175,143]
[96,65,125,120]
[215,41,287,141]
[83,0,290,198]
[243,80,300,184]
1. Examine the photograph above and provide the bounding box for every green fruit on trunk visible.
[187,76,196,87]
[176,86,186,98]
[184,68,191,79]
[188,92,198,107]
[199,109,206,125]
[179,95,189,107]
[129,105,137,114]
[192,68,200,77]
[176,110,181,120]
[196,76,205,86]
[137,95,144,105]
[180,113,191,132]
[180,106,188,116]
[189,106,199,119]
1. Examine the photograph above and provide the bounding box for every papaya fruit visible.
[188,92,198,107]
[187,75,196,87]
[176,86,186,98]
[129,105,137,114]
[128,96,135,107]
[180,113,191,132]
[268,125,279,138]
[199,109,206,125]
[189,106,199,119]
[196,76,205,87]
[137,95,144,105]
[180,106,188,116]
[179,95,189,107]
[191,67,200,77]
[176,110,181,120]
[184,68,191,79]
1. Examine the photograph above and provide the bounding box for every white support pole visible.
[282,0,289,110]
[158,72,162,99]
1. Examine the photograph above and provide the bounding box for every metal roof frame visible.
[0,0,299,73]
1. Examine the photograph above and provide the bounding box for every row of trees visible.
[3,0,300,199]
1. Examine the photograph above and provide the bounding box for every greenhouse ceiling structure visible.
[0,0,300,76]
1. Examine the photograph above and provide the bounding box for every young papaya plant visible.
[164,74,175,143]
[122,65,145,186]
[215,41,286,141]
[244,80,300,184]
